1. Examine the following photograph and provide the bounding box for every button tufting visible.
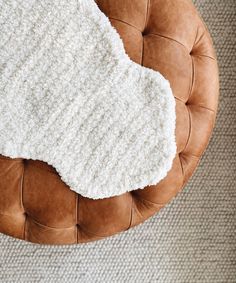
[0,0,219,245]
[141,30,149,37]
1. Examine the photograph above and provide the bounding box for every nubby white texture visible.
[0,0,176,199]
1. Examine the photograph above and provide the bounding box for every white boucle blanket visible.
[0,0,176,199]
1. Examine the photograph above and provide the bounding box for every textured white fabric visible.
[0,0,176,199]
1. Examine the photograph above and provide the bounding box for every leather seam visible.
[187,104,215,113]
[143,0,151,32]
[141,0,150,66]
[126,194,134,230]
[193,25,199,48]
[108,17,141,32]
[188,55,195,100]
[20,161,27,240]
[146,33,190,53]
[175,96,187,104]
[25,214,76,230]
[192,54,216,61]
[141,37,145,66]
[195,30,206,47]
[182,105,192,153]
[178,155,185,183]
[75,193,79,243]
[24,214,27,241]
[20,162,25,212]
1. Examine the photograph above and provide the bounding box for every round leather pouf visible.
[0,0,219,245]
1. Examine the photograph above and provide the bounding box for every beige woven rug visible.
[0,0,235,282]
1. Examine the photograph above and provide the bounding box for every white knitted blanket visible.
[0,0,176,199]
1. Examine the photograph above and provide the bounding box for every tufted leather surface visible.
[0,0,219,245]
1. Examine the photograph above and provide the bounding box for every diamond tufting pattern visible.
[0,0,219,244]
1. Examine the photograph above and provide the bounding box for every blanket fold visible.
[0,0,176,199]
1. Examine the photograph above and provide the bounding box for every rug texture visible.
[0,0,176,199]
[0,0,235,282]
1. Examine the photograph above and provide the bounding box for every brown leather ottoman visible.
[0,0,219,245]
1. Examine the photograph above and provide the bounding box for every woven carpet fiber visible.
[0,0,235,282]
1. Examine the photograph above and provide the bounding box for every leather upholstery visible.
[0,0,219,244]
